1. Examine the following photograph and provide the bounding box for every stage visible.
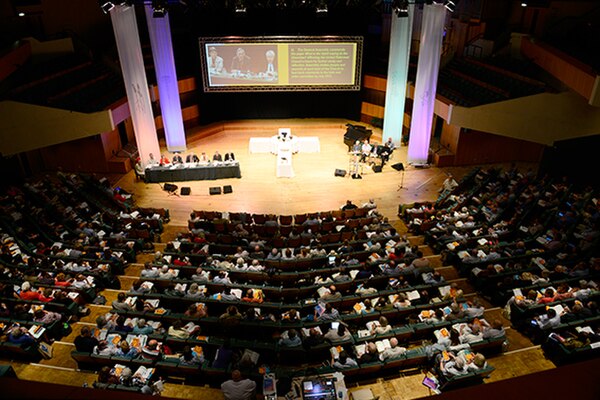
[114,118,481,226]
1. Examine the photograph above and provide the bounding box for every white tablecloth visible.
[249,136,320,154]
[276,150,294,178]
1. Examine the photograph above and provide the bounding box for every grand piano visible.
[343,123,373,151]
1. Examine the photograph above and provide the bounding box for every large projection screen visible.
[199,36,363,92]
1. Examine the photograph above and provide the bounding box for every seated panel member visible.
[224,152,235,162]
[147,153,159,166]
[186,153,200,163]
[199,152,209,162]
[213,151,223,162]
[172,152,183,164]
[360,139,372,163]
[159,154,170,166]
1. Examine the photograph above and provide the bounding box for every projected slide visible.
[199,36,363,92]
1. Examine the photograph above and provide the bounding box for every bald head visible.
[389,337,399,348]
[231,369,242,382]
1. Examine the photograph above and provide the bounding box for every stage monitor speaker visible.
[351,173,362,179]
[209,187,222,195]
[163,183,178,192]
[223,185,233,194]
[373,165,382,173]
[334,169,347,177]
[391,163,405,171]
[180,187,191,196]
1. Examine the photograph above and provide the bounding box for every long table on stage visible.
[145,162,241,183]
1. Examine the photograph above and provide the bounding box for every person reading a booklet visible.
[380,338,407,361]
[358,342,379,364]
[332,351,358,370]
[324,323,352,343]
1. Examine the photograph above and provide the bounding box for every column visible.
[407,3,446,165]
[145,5,187,152]
[382,4,414,147]
[110,4,160,166]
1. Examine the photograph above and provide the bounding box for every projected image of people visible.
[207,46,224,75]
[230,47,252,75]
[262,49,278,80]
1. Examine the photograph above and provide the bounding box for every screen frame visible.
[199,35,363,93]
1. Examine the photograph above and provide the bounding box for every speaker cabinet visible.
[163,183,178,192]
[373,165,382,173]
[209,187,222,195]
[391,163,405,171]
[223,185,233,194]
[180,187,191,196]
[334,169,347,177]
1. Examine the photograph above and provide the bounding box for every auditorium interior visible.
[0,0,599,399]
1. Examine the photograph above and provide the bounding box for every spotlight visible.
[152,0,167,17]
[521,2,528,6]
[234,0,247,14]
[99,1,115,14]
[316,0,328,15]
[444,0,455,12]
[393,0,409,18]
[18,12,25,17]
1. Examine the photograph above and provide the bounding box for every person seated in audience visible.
[358,342,379,364]
[71,274,92,289]
[139,339,161,361]
[423,271,445,285]
[392,292,411,309]
[173,256,191,267]
[333,351,358,370]
[281,248,294,260]
[94,340,117,356]
[112,292,133,312]
[445,303,465,322]
[249,245,265,259]
[191,267,210,282]
[317,303,340,322]
[533,308,561,330]
[220,288,237,301]
[324,323,352,343]
[97,366,120,384]
[214,271,231,285]
[463,352,487,372]
[315,275,334,286]
[442,283,464,301]
[179,345,204,366]
[458,324,483,344]
[355,284,378,296]
[185,303,208,319]
[337,240,353,255]
[33,308,62,325]
[132,319,154,335]
[114,315,134,333]
[220,306,243,322]
[319,285,342,302]
[7,326,36,346]
[133,298,155,313]
[244,308,263,322]
[221,369,256,400]
[281,309,301,322]
[37,288,55,303]
[186,283,206,299]
[561,302,593,323]
[17,281,41,301]
[380,338,407,361]
[341,200,358,211]
[357,299,375,314]
[246,259,265,272]
[463,298,485,318]
[279,329,302,347]
[242,289,264,303]
[159,154,170,165]
[267,248,281,260]
[141,262,159,279]
[371,316,392,335]
[168,319,199,339]
[158,266,177,280]
[74,326,99,353]
[481,319,505,338]
[116,340,139,358]
[332,268,352,282]
[537,288,556,304]
[213,151,223,162]
[438,351,468,378]
[422,309,445,324]
[303,328,325,349]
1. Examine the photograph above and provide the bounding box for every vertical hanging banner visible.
[382,5,414,147]
[407,3,446,165]
[145,5,187,152]
[110,4,160,166]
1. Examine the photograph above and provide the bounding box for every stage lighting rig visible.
[392,0,409,18]
[100,1,115,14]
[234,0,247,14]
[152,0,168,17]
[444,0,455,12]
[315,0,328,15]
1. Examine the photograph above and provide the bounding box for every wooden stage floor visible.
[114,118,511,226]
